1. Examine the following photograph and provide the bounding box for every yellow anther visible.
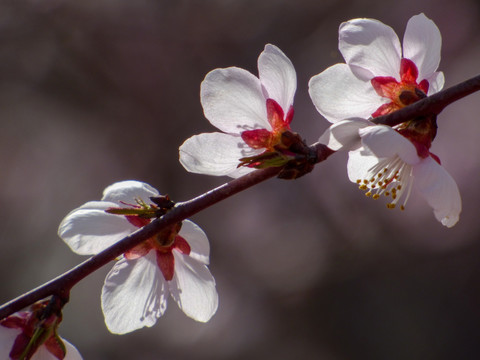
[392,194,397,200]
[400,205,405,211]
[385,191,390,196]
[365,191,372,197]
[378,181,383,186]
[356,179,361,184]
[397,185,402,190]
[370,178,375,182]
[359,184,368,190]
[387,203,396,209]
[391,188,397,194]
[384,168,388,173]
[372,194,380,200]
[363,179,369,184]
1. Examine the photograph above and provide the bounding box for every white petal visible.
[258,44,297,112]
[169,254,218,322]
[426,71,445,95]
[339,18,402,80]
[309,64,386,123]
[58,201,137,255]
[346,148,381,183]
[179,220,210,264]
[62,339,83,360]
[0,326,20,359]
[102,181,159,203]
[318,118,371,151]
[179,132,259,178]
[101,253,168,334]
[403,13,442,81]
[413,157,462,227]
[200,67,269,134]
[359,125,420,165]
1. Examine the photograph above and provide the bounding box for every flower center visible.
[107,197,190,281]
[370,58,429,117]
[356,156,414,211]
[240,98,293,151]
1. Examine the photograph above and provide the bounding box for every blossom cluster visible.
[0,13,463,359]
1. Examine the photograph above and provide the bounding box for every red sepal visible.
[371,76,399,98]
[266,98,286,131]
[400,58,419,83]
[125,242,151,260]
[156,251,175,281]
[371,102,398,117]
[241,129,272,149]
[126,215,150,228]
[174,236,191,255]
[429,152,441,164]
[44,334,67,360]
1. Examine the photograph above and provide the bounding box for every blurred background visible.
[0,0,480,359]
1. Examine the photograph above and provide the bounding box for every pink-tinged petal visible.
[102,181,159,204]
[318,118,371,151]
[169,254,218,322]
[346,148,381,183]
[359,125,420,165]
[412,157,461,227]
[339,18,402,80]
[178,220,210,264]
[403,13,442,81]
[426,71,445,95]
[309,63,386,123]
[58,201,137,255]
[258,44,297,113]
[201,67,269,133]
[179,132,261,178]
[101,253,168,334]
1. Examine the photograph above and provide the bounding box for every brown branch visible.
[1,73,480,320]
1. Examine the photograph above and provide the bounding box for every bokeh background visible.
[1,0,480,359]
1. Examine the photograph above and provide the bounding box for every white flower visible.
[309,13,444,122]
[179,44,297,178]
[58,181,218,334]
[320,119,461,227]
[0,305,82,360]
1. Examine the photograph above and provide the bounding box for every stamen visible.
[354,155,414,212]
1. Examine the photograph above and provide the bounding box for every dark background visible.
[1,0,480,359]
